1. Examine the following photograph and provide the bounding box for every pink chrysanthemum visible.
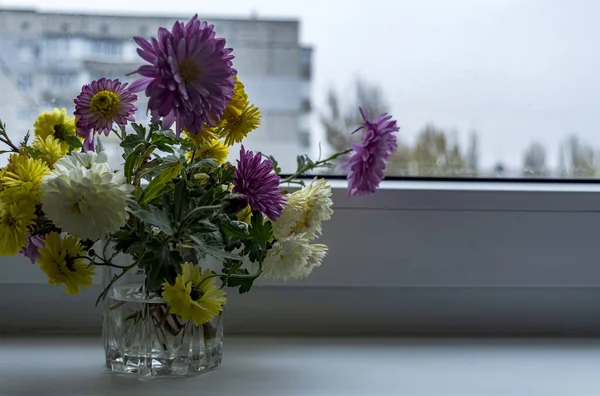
[233,146,286,221]
[74,78,137,151]
[343,107,399,196]
[129,14,236,138]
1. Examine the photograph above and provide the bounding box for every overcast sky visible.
[3,0,599,169]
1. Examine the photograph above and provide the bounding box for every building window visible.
[300,48,312,79]
[301,99,311,113]
[91,39,123,58]
[90,71,119,81]
[21,21,30,31]
[47,73,74,90]
[17,74,32,91]
[18,45,35,62]
[44,38,70,58]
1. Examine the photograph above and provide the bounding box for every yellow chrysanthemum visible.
[162,262,227,326]
[220,104,261,146]
[0,168,7,193]
[186,138,229,166]
[0,156,49,204]
[37,232,95,295]
[0,153,25,193]
[185,126,219,146]
[33,108,77,151]
[32,135,69,168]
[220,76,249,123]
[0,200,36,256]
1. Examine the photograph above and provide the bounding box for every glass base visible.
[103,283,224,379]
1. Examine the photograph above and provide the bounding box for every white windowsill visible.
[0,336,598,395]
[323,178,600,193]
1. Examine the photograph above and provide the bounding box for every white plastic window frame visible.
[2,179,600,334]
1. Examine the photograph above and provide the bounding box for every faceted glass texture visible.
[102,267,223,379]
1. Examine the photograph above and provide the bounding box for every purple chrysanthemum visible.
[232,146,286,221]
[129,14,236,138]
[343,107,399,196]
[20,234,45,264]
[76,127,95,152]
[74,78,137,150]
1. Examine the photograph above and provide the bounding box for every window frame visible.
[2,179,600,335]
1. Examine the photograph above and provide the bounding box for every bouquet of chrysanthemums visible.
[0,15,398,327]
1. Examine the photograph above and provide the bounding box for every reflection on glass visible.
[0,1,598,178]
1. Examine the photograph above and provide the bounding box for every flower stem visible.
[0,137,19,153]
[95,261,140,306]
[280,149,352,184]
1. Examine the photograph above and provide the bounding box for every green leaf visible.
[189,157,218,169]
[64,134,83,149]
[140,161,183,204]
[244,212,273,263]
[227,274,255,294]
[142,239,182,289]
[151,131,177,154]
[180,205,220,229]
[95,135,105,153]
[129,202,174,236]
[113,234,140,254]
[131,123,147,138]
[186,219,220,234]
[19,131,30,148]
[172,178,190,222]
[249,211,273,246]
[120,134,145,152]
[162,155,183,164]
[296,155,307,172]
[190,234,243,262]
[221,261,257,293]
[268,155,282,175]
[219,215,249,238]
[154,129,178,141]
[139,145,157,164]
[152,139,175,154]
[124,144,145,184]
[219,165,236,184]
[134,145,158,179]
[137,160,174,180]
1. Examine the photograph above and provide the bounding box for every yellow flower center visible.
[1,215,15,228]
[65,256,76,272]
[189,284,202,301]
[70,195,87,214]
[178,59,202,84]
[90,90,121,119]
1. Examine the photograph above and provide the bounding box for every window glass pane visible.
[0,1,594,178]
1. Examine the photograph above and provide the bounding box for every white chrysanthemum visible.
[273,178,333,240]
[54,151,110,173]
[261,233,328,281]
[272,195,307,239]
[40,152,133,240]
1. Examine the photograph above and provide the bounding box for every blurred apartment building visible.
[0,8,312,171]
